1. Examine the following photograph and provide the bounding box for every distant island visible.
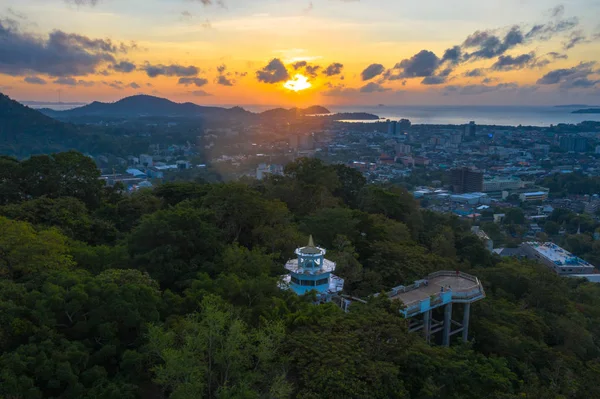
[572,108,600,114]
[555,104,592,108]
[330,112,380,120]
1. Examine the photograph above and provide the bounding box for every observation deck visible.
[390,271,485,317]
[389,271,486,345]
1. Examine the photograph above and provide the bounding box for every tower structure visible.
[281,236,344,302]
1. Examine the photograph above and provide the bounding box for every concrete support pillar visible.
[462,303,471,343]
[442,302,452,347]
[423,310,431,343]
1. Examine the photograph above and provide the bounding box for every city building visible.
[413,156,431,166]
[482,176,524,192]
[280,236,344,303]
[520,242,596,276]
[139,154,154,167]
[449,192,490,205]
[466,121,476,136]
[519,191,548,202]
[451,167,484,194]
[256,163,284,180]
[584,195,600,214]
[559,136,588,152]
[387,120,398,136]
[395,143,411,155]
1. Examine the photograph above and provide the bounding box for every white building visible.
[520,242,596,276]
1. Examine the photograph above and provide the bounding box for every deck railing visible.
[393,271,486,316]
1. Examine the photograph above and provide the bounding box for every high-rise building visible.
[387,120,398,135]
[465,121,476,137]
[395,143,411,155]
[559,136,588,152]
[451,167,483,193]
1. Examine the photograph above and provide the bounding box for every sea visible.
[28,101,600,127]
[327,105,600,127]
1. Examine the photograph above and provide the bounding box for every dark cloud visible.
[441,46,462,65]
[178,77,208,87]
[64,0,101,6]
[292,61,307,70]
[536,62,596,85]
[465,69,485,77]
[548,52,568,59]
[563,30,586,50]
[6,8,27,20]
[491,52,536,70]
[103,80,124,89]
[550,5,565,18]
[382,69,403,81]
[560,78,599,89]
[360,82,390,93]
[482,77,499,84]
[54,77,95,86]
[24,76,47,85]
[361,63,385,81]
[54,77,76,86]
[0,18,125,76]
[217,75,233,86]
[291,61,320,77]
[191,90,212,97]
[217,64,227,74]
[421,76,447,85]
[525,17,579,41]
[395,50,440,78]
[256,58,289,83]
[188,0,226,7]
[305,65,320,78]
[144,63,200,78]
[322,84,356,97]
[129,82,140,89]
[445,82,519,95]
[323,62,343,76]
[111,60,136,73]
[463,26,524,60]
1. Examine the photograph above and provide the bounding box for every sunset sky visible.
[1,0,599,106]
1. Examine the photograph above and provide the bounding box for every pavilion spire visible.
[308,235,315,248]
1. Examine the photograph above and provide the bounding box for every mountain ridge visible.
[38,94,331,120]
[0,92,87,157]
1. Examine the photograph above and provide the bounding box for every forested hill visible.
[1,154,600,399]
[39,95,331,120]
[0,93,88,157]
[40,94,252,119]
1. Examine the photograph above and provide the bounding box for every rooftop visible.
[525,242,593,267]
[522,191,548,196]
[284,258,336,275]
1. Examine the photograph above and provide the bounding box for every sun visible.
[284,74,312,92]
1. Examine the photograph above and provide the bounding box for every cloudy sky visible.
[1,0,599,106]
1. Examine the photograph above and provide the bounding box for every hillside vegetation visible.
[1,154,599,399]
